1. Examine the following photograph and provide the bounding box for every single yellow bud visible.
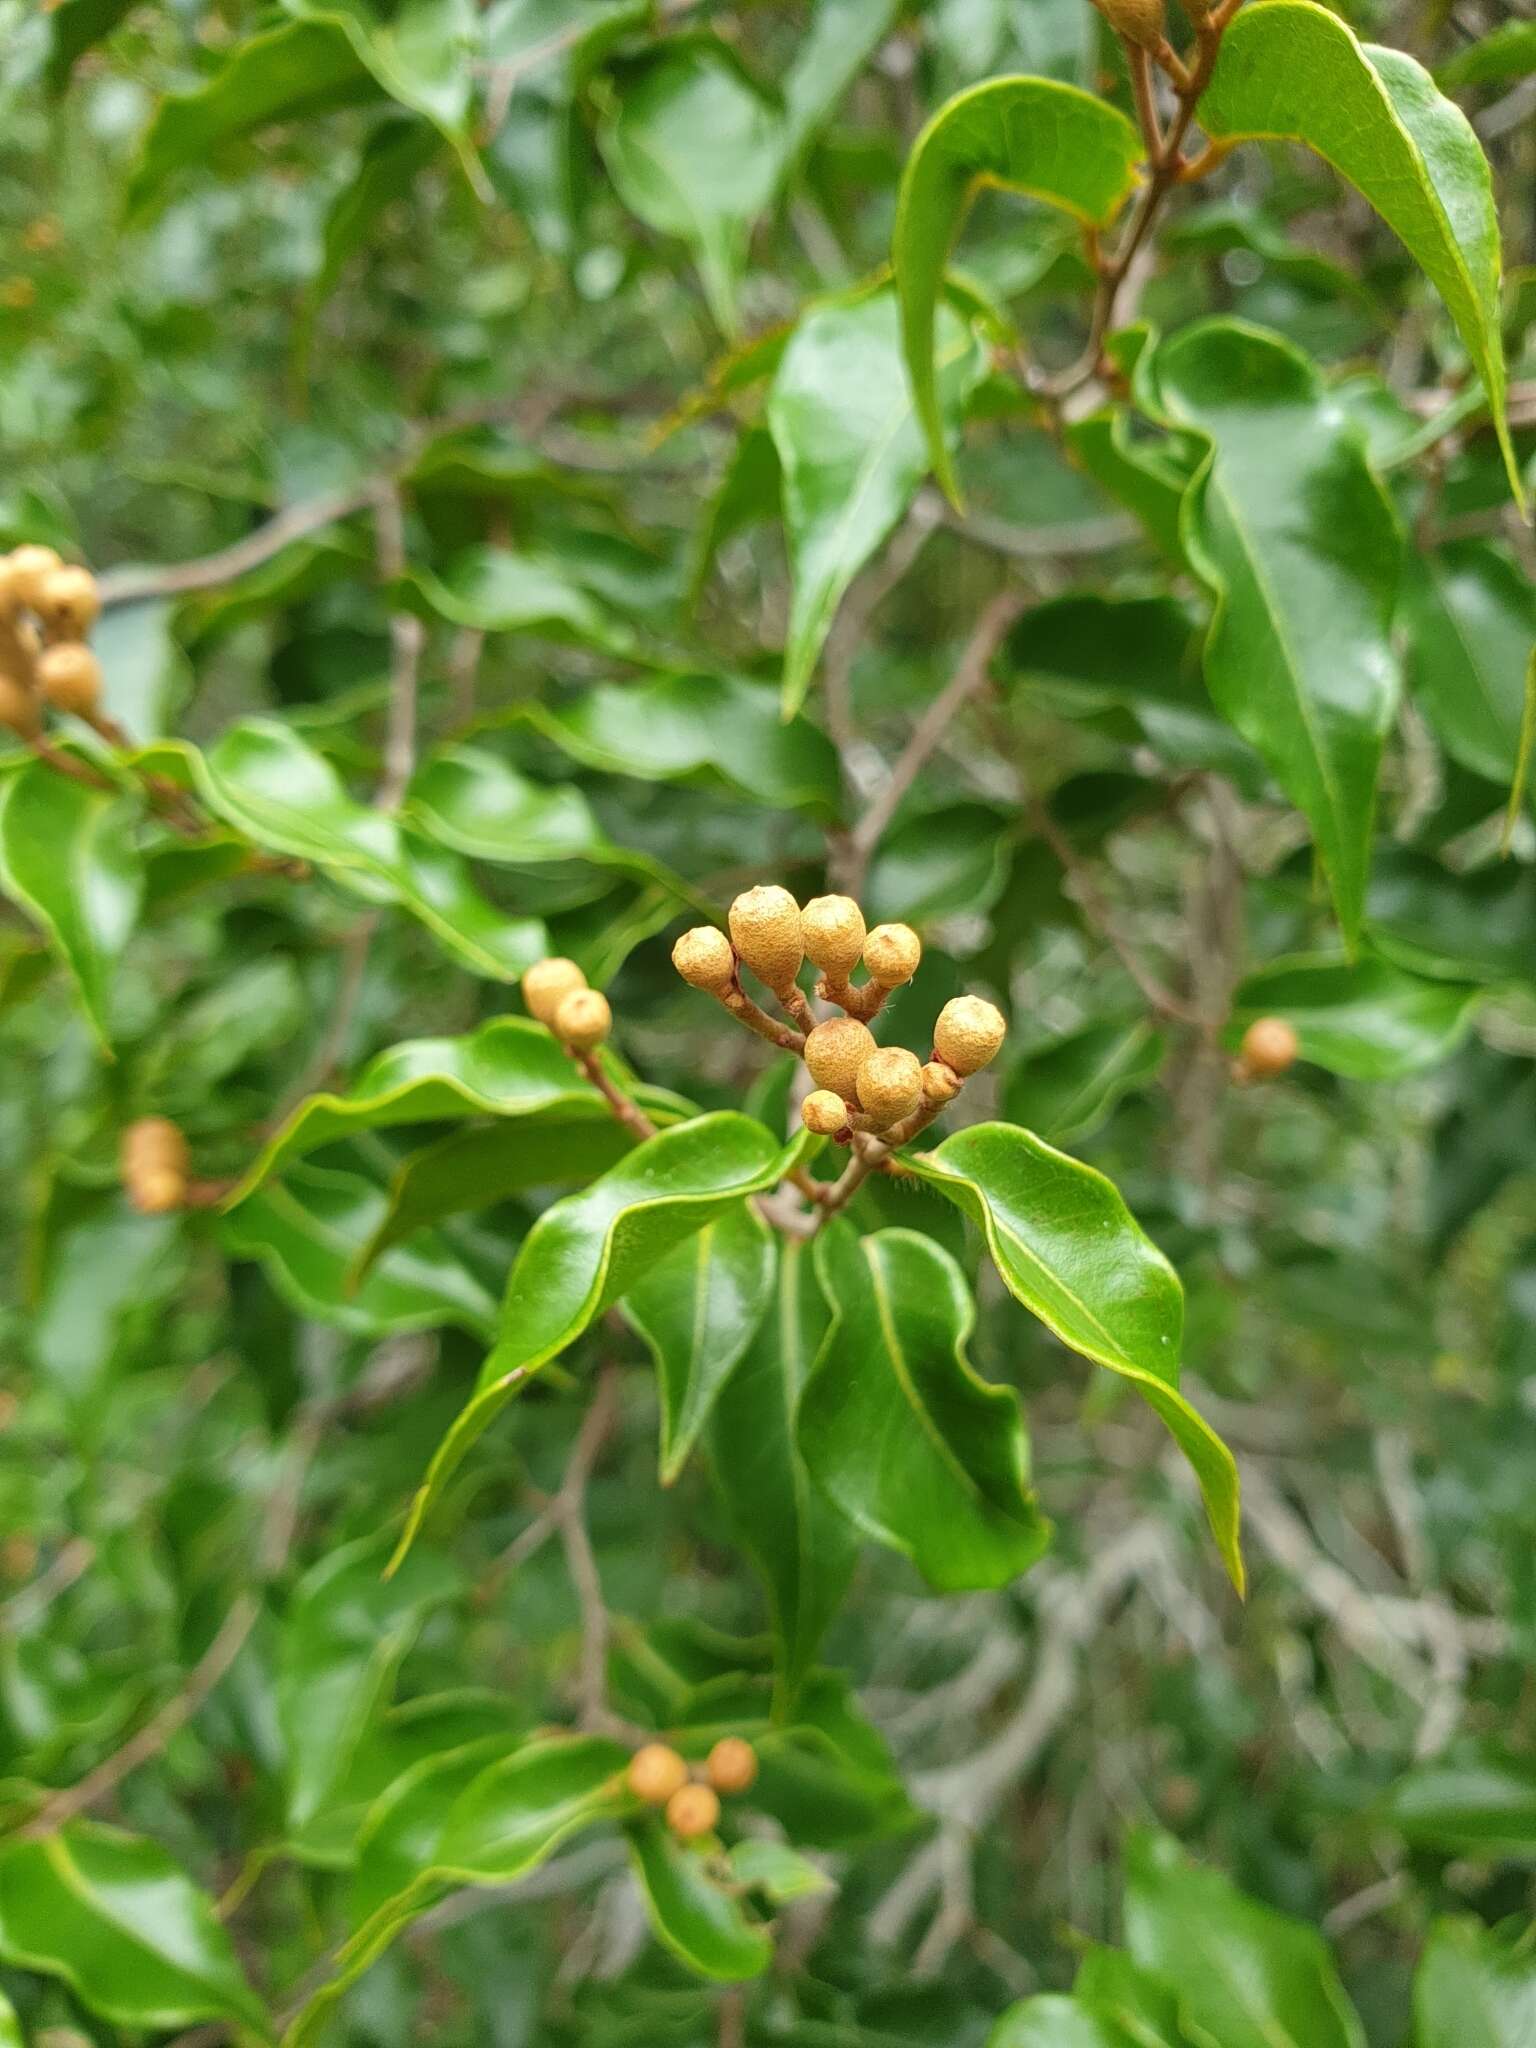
[933,996,1007,1077]
[37,643,101,718]
[728,884,803,992]
[862,923,921,989]
[804,1017,876,1099]
[34,564,100,641]
[627,1744,689,1806]
[802,1089,851,1137]
[705,1736,758,1795]
[672,925,735,993]
[665,1782,721,1841]
[1238,1016,1299,1079]
[521,956,587,1026]
[0,671,40,739]
[856,1046,923,1126]
[1093,0,1166,48]
[121,1115,190,1180]
[554,987,611,1050]
[131,1169,187,1215]
[800,893,866,976]
[922,1060,963,1107]
[8,545,63,610]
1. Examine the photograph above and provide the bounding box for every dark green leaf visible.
[865,801,1014,925]
[1003,1020,1167,1144]
[1415,1917,1536,2046]
[405,546,636,654]
[1381,1749,1536,1857]
[1437,21,1536,89]
[1227,953,1481,1078]
[1366,848,1536,986]
[1406,542,1536,790]
[628,1820,773,1981]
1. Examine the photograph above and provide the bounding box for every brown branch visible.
[97,486,379,609]
[713,979,807,1055]
[372,485,423,812]
[0,1537,95,1632]
[573,1050,657,1143]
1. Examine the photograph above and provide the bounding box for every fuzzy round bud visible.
[800,893,866,976]
[1238,1016,1299,1079]
[8,545,62,610]
[728,884,803,993]
[672,925,735,993]
[922,1060,963,1107]
[35,565,100,641]
[705,1737,758,1796]
[521,956,586,1026]
[804,1017,876,1100]
[0,671,40,739]
[933,996,1007,1078]
[1093,0,1165,47]
[627,1743,689,1806]
[802,1089,851,1137]
[121,1115,190,1180]
[131,1169,187,1215]
[856,1046,924,1126]
[37,643,101,718]
[665,1782,721,1841]
[554,987,611,1051]
[862,923,921,989]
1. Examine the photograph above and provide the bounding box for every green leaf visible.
[1416,1917,1536,2046]
[1505,647,1536,855]
[1227,953,1482,1079]
[865,801,1014,924]
[404,546,636,655]
[1124,1832,1365,2048]
[893,76,1143,500]
[390,1115,812,1569]
[1072,1946,1188,2046]
[727,1837,834,1903]
[1380,1748,1536,1856]
[783,0,899,162]
[1064,405,1193,564]
[230,1015,690,1200]
[1003,1019,1167,1145]
[597,36,784,335]
[708,1239,859,1707]
[281,0,479,140]
[0,760,142,1056]
[0,1986,19,2048]
[623,1200,775,1485]
[222,1162,500,1339]
[1405,541,1536,791]
[44,0,134,92]
[768,286,983,714]
[906,1124,1242,1591]
[628,1820,773,1981]
[1366,848,1536,986]
[751,1670,917,1847]
[305,118,442,330]
[1437,20,1536,90]
[799,1224,1050,1591]
[1200,0,1521,505]
[350,1729,524,1922]
[989,1998,1142,2048]
[0,1823,266,2034]
[1146,319,1402,947]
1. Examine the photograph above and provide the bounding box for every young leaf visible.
[1123,1831,1366,2048]
[1415,1916,1536,2047]
[1147,320,1402,948]
[0,1823,267,2034]
[799,1224,1050,1591]
[0,760,141,1055]
[709,1239,859,1707]
[905,1123,1242,1591]
[1200,0,1522,505]
[391,1116,813,1569]
[623,1199,776,1484]
[893,77,1143,500]
[768,286,983,714]
[1228,954,1482,1079]
[628,1821,774,1981]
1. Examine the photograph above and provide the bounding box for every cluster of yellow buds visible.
[674,887,1006,1150]
[626,1734,757,1842]
[0,546,105,738]
[521,957,611,1051]
[120,1115,190,1215]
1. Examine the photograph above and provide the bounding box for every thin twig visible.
[573,1050,657,1142]
[97,486,378,608]
[372,485,423,812]
[0,1537,95,1632]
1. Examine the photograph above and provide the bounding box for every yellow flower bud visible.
[862,923,921,989]
[37,643,101,718]
[627,1744,689,1806]
[672,925,735,993]
[7,544,62,610]
[728,884,803,992]
[0,671,39,739]
[856,1046,923,1125]
[121,1115,190,1179]
[554,987,611,1051]
[666,1782,720,1841]
[705,1736,758,1795]
[804,1017,875,1099]
[521,956,586,1026]
[1238,1016,1299,1079]
[802,1089,851,1136]
[800,893,866,976]
[35,564,100,641]
[932,996,1007,1077]
[131,1169,187,1215]
[922,1060,963,1107]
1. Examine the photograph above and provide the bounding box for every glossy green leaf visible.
[0,760,141,1056]
[1072,1945,1187,2045]
[1437,20,1536,89]
[0,1823,266,2034]
[1380,1748,1536,1856]
[597,36,783,334]
[281,0,480,143]
[1003,1020,1167,1144]
[1406,541,1536,790]
[728,1837,834,1903]
[893,76,1143,499]
[709,1239,859,1707]
[623,1199,775,1484]
[404,546,635,655]
[865,801,1014,924]
[231,1015,690,1200]
[350,1729,525,1923]
[800,1225,1049,1591]
[222,1162,500,1338]
[906,1124,1242,1590]
[988,1998,1141,2048]
[1065,405,1193,563]
[1201,0,1520,503]
[769,287,983,713]
[391,1115,812,1568]
[1228,954,1482,1079]
[750,1669,918,1847]
[1148,319,1402,947]
[628,1820,773,1981]
[1366,848,1536,986]
[0,1986,18,2048]
[1415,1917,1536,2046]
